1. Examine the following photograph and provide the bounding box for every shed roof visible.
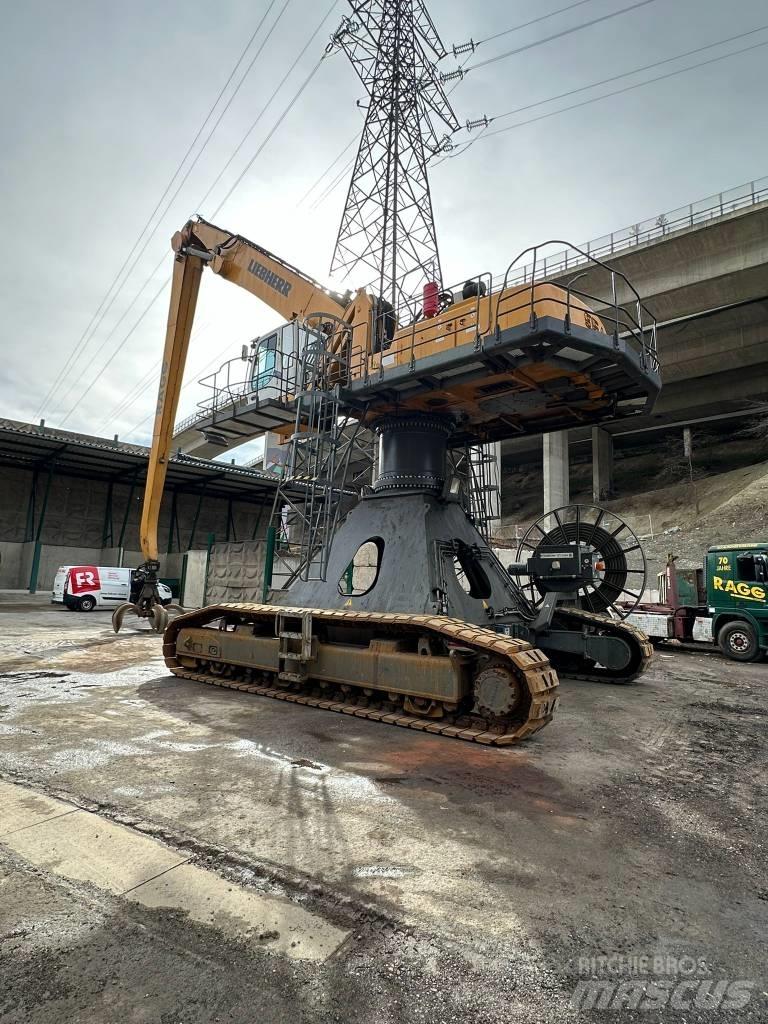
[0,418,287,504]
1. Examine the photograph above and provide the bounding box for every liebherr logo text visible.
[247,258,292,297]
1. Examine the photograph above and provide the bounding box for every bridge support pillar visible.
[543,430,569,511]
[592,427,613,503]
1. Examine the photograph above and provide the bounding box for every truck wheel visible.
[717,621,760,662]
[78,595,96,612]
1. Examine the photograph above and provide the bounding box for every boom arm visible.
[138,217,360,563]
[176,217,349,325]
[139,245,204,561]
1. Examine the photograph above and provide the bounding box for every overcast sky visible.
[1,0,766,452]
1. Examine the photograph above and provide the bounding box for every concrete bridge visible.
[501,178,768,503]
[170,178,768,507]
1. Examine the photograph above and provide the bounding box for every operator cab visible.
[245,321,315,404]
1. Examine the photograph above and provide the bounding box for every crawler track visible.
[550,607,653,683]
[163,603,560,746]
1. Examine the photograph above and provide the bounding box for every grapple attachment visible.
[111,561,180,634]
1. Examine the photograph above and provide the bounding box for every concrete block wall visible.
[0,463,272,591]
[181,551,208,608]
[0,468,30,543]
[0,541,24,589]
[25,544,104,593]
[206,541,267,604]
[100,547,125,567]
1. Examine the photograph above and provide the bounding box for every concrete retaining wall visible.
[0,542,216,593]
[0,541,24,589]
[0,461,273,592]
[181,551,208,608]
[26,544,104,593]
[206,541,267,604]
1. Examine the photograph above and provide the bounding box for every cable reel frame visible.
[513,504,647,618]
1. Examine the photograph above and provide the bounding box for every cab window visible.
[252,334,278,389]
[737,553,768,583]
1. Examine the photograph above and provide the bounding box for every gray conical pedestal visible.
[277,413,518,625]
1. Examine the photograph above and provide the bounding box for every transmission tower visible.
[330,0,460,317]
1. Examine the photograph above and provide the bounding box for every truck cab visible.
[706,544,768,661]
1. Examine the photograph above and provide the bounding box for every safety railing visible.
[173,238,662,439]
[344,243,658,384]
[495,176,768,287]
[172,347,306,438]
[499,241,659,373]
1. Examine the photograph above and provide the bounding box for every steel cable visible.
[36,0,286,419]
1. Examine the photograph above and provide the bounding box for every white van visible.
[52,565,172,612]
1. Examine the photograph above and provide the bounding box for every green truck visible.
[626,544,768,662]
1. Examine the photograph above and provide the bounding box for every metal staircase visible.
[266,327,375,591]
[446,444,502,543]
[276,610,316,683]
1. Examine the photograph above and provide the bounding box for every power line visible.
[443,0,659,80]
[310,154,356,210]
[493,25,768,124]
[127,354,232,440]
[439,25,768,162]
[196,0,338,216]
[57,39,333,428]
[461,37,768,146]
[123,334,241,441]
[54,0,293,419]
[50,0,304,424]
[51,251,169,420]
[100,362,162,429]
[298,132,358,206]
[208,54,330,219]
[36,0,285,420]
[477,0,597,45]
[42,0,291,419]
[97,322,211,430]
[58,274,170,428]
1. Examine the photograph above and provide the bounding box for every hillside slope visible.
[499,459,768,580]
[607,460,768,568]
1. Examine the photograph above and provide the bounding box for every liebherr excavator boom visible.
[114,216,659,745]
[112,218,375,633]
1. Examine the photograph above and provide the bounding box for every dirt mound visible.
[499,459,768,581]
[603,460,768,570]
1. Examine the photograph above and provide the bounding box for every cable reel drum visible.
[512,504,647,619]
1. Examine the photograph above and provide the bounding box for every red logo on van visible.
[69,567,101,594]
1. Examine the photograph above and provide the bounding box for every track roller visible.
[162,603,561,745]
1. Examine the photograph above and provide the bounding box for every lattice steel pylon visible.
[330,0,460,317]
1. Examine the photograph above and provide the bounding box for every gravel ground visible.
[0,608,766,1023]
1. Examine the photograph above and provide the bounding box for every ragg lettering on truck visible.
[712,576,766,602]
[69,567,101,594]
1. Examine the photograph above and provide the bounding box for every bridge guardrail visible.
[492,176,768,288]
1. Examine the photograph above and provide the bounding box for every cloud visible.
[1,0,765,449]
